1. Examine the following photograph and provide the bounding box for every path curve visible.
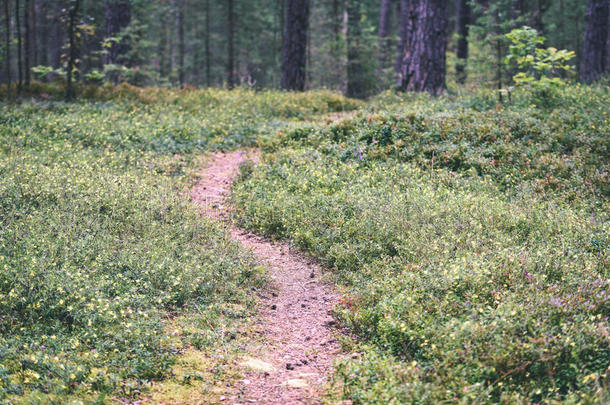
[191,151,341,404]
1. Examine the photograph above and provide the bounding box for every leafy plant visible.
[31,65,65,81]
[233,86,609,403]
[84,69,106,84]
[504,26,575,104]
[0,88,359,403]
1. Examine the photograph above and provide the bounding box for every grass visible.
[0,86,357,403]
[233,85,609,403]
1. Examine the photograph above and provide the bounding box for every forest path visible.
[191,151,342,404]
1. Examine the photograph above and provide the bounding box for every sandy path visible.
[191,151,341,404]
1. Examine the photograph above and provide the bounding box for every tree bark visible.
[104,0,131,65]
[332,0,339,42]
[205,0,211,86]
[24,0,29,86]
[159,14,169,78]
[494,4,502,102]
[378,0,392,71]
[398,0,448,95]
[273,0,281,87]
[347,0,365,98]
[66,0,79,100]
[455,0,470,84]
[3,0,10,96]
[281,0,310,91]
[30,0,35,66]
[178,0,184,87]
[51,2,62,69]
[607,2,610,70]
[395,0,413,76]
[227,0,235,89]
[580,0,609,82]
[15,0,22,90]
[193,22,201,85]
[37,0,49,67]
[166,1,175,76]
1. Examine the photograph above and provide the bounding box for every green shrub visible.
[273,85,609,205]
[0,88,361,402]
[0,150,264,401]
[233,83,609,404]
[504,26,576,106]
[234,149,608,402]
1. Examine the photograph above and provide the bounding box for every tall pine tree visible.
[281,0,309,91]
[580,0,609,82]
[397,0,448,94]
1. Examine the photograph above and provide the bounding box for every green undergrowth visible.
[1,86,360,153]
[0,150,264,404]
[233,85,609,403]
[0,88,358,403]
[267,85,608,206]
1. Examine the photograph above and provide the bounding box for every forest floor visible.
[190,151,343,404]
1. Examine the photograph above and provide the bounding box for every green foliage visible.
[271,86,609,204]
[469,0,525,91]
[0,152,262,402]
[31,65,65,81]
[505,26,575,103]
[233,87,610,403]
[0,88,358,402]
[84,69,106,84]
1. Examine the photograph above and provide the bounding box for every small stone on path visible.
[281,379,309,388]
[240,357,275,374]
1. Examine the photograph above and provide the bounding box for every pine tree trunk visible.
[37,0,49,67]
[171,0,178,83]
[607,4,610,70]
[558,0,565,49]
[332,0,339,42]
[455,0,470,84]
[331,0,341,87]
[158,16,167,77]
[24,0,29,86]
[580,0,609,82]
[398,0,448,95]
[51,2,62,69]
[205,0,211,86]
[167,1,174,77]
[30,0,35,66]
[178,0,184,87]
[395,0,413,76]
[227,0,235,89]
[346,0,365,98]
[281,0,310,91]
[66,0,79,100]
[494,4,502,102]
[378,0,392,72]
[15,0,22,90]
[104,0,131,65]
[3,0,10,96]
[273,0,282,87]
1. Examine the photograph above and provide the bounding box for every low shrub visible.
[233,144,608,402]
[0,88,359,402]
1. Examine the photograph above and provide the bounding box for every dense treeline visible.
[0,0,608,98]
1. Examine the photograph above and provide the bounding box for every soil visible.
[191,151,342,404]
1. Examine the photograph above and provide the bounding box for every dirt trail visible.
[191,151,341,404]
